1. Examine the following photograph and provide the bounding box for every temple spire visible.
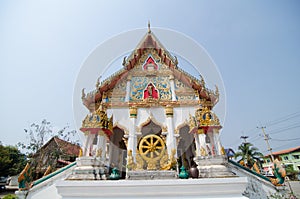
[148,20,151,33]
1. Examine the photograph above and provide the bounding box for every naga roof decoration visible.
[82,27,219,111]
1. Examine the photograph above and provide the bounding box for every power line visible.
[265,110,300,127]
[271,137,300,142]
[248,133,260,142]
[250,135,263,143]
[269,124,300,135]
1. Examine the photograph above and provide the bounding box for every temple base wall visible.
[56,178,249,199]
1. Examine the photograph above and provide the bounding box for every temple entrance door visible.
[141,120,162,137]
[177,125,196,170]
[108,127,127,178]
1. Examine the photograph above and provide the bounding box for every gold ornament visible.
[135,152,144,170]
[198,107,220,126]
[220,146,225,155]
[160,151,169,170]
[200,147,207,156]
[127,149,136,171]
[81,103,113,130]
[160,148,177,170]
[96,148,103,158]
[78,148,83,157]
[189,114,197,130]
[129,106,137,118]
[138,134,166,170]
[165,105,173,117]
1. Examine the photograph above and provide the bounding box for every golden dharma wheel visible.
[138,134,165,161]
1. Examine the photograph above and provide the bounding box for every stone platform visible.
[126,170,177,180]
[66,157,107,180]
[194,155,235,178]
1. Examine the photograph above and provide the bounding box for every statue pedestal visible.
[194,155,235,178]
[66,157,107,180]
[127,170,177,180]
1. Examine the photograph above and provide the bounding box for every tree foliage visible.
[234,142,264,168]
[0,144,27,177]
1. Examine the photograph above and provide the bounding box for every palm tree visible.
[234,142,264,168]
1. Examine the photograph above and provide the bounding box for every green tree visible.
[0,144,27,177]
[234,142,264,168]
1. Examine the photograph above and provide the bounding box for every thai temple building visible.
[16,25,287,199]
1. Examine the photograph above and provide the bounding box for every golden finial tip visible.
[148,20,151,33]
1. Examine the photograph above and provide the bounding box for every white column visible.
[165,106,177,157]
[82,133,90,157]
[206,132,214,156]
[169,75,177,101]
[128,107,137,160]
[197,130,207,156]
[97,131,107,161]
[125,75,132,102]
[83,133,95,157]
[213,128,223,156]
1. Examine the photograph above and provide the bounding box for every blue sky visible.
[0,1,300,154]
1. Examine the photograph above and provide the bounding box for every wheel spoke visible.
[144,149,150,154]
[153,139,159,146]
[156,146,162,149]
[141,145,150,149]
[145,140,151,146]
[150,152,154,158]
[150,136,153,145]
[154,151,160,156]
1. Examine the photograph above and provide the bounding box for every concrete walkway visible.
[289,181,300,198]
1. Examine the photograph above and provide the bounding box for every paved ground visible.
[289,181,300,198]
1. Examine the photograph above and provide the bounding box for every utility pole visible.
[257,126,274,162]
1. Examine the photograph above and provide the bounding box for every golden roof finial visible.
[148,20,151,33]
[96,76,101,88]
[81,88,86,99]
[215,85,219,96]
[199,74,205,86]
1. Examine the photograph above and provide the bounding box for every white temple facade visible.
[16,26,282,199]
[78,26,226,178]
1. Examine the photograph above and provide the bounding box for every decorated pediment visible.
[82,28,219,110]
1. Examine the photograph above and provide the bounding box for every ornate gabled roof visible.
[123,27,177,71]
[82,26,219,111]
